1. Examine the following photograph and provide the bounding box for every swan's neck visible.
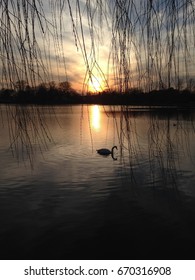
[111,146,116,153]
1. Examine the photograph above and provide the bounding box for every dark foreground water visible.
[0,104,195,259]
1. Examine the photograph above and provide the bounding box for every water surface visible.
[0,104,195,259]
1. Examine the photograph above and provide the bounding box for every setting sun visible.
[89,76,104,92]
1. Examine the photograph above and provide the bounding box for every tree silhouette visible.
[14,80,28,92]
[59,81,71,92]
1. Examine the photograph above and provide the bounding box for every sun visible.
[89,76,104,92]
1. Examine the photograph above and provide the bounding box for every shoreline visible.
[1,90,195,108]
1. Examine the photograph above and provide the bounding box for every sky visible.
[1,0,195,92]
[31,0,114,92]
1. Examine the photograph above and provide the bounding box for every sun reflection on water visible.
[91,105,100,131]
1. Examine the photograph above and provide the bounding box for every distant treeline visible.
[1,81,195,106]
[0,81,80,104]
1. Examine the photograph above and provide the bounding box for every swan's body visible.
[97,148,112,155]
[97,146,117,157]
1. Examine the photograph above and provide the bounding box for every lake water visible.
[0,104,195,259]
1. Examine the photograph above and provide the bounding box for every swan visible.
[97,146,117,158]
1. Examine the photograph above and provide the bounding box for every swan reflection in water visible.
[97,146,118,160]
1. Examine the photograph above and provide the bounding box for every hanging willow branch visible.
[0,0,195,91]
